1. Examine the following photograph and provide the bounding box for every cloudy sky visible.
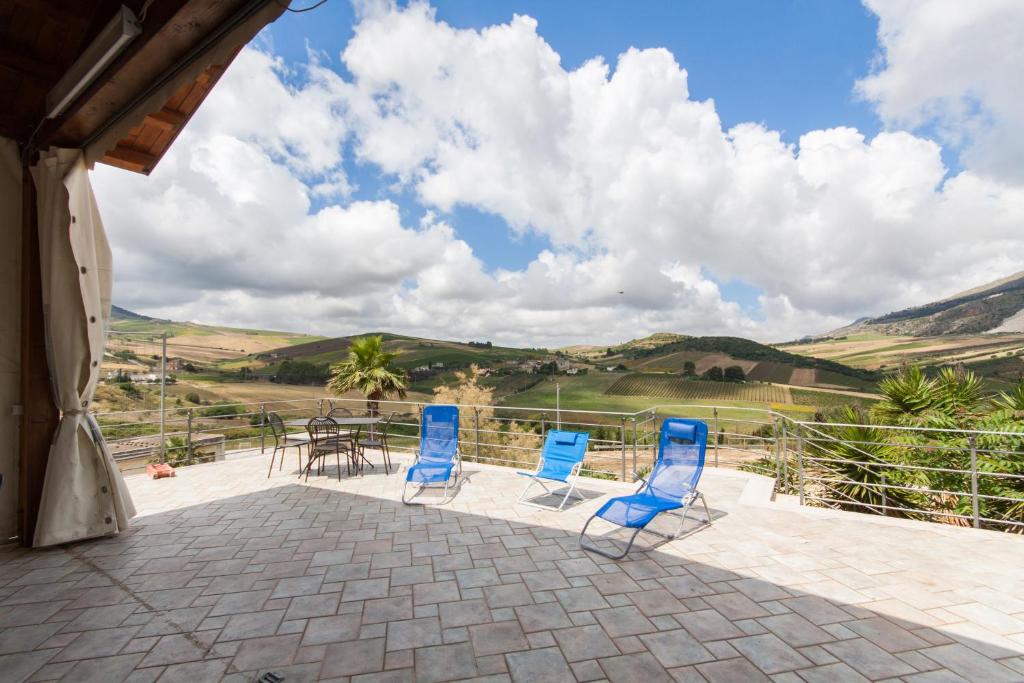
[92,0,1024,346]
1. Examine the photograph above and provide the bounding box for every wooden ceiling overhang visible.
[0,0,286,174]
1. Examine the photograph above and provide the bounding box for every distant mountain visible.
[110,305,155,322]
[827,271,1024,337]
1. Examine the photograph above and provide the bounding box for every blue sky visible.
[96,0,1024,344]
[266,0,881,313]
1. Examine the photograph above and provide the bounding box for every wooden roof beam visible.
[101,145,157,173]
[143,108,186,131]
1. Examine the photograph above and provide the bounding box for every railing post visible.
[259,403,266,454]
[969,434,980,529]
[796,424,805,506]
[880,470,887,515]
[781,421,789,493]
[712,407,719,467]
[631,417,638,475]
[186,408,194,466]
[540,412,547,437]
[318,399,324,416]
[474,407,481,461]
[773,417,781,484]
[620,416,627,482]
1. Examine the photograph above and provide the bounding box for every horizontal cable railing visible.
[93,396,1024,532]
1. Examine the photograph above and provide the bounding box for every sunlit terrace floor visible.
[2,449,1024,683]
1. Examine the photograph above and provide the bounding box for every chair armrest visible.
[630,471,648,484]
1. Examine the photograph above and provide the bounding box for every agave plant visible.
[992,379,1024,413]
[931,366,985,419]
[872,365,987,429]
[872,366,937,425]
[809,407,926,517]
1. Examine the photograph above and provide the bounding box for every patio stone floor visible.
[1,449,1023,682]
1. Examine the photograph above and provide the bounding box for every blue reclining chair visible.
[580,418,711,559]
[516,430,590,511]
[402,405,460,504]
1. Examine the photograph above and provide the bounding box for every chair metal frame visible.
[266,412,309,478]
[402,406,461,505]
[516,430,590,511]
[358,412,395,474]
[580,419,712,559]
[304,417,353,481]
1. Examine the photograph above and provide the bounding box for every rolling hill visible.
[577,334,878,391]
[781,272,1024,388]
[828,270,1024,337]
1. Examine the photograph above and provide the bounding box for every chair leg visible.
[382,441,391,475]
[267,446,279,479]
[579,515,642,560]
[335,448,341,481]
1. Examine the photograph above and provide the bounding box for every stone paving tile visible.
[552,624,621,662]
[599,651,674,683]
[439,598,492,628]
[414,641,477,683]
[758,613,836,647]
[822,637,917,679]
[794,661,870,682]
[515,602,575,633]
[0,451,1020,683]
[386,617,444,651]
[730,633,814,675]
[639,628,715,668]
[505,646,574,683]
[301,613,362,645]
[469,620,531,656]
[593,605,658,638]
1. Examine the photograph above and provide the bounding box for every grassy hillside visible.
[784,332,1024,388]
[258,332,548,371]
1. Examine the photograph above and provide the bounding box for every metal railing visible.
[93,395,1024,532]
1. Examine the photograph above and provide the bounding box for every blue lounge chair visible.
[580,418,712,559]
[516,430,590,510]
[402,405,460,504]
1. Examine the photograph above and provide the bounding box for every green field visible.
[789,389,877,412]
[606,374,791,403]
[496,373,819,427]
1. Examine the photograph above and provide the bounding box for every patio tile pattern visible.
[0,449,1022,682]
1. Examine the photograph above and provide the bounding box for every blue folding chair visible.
[580,418,712,559]
[402,405,461,504]
[516,430,590,510]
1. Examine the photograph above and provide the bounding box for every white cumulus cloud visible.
[91,1,1024,347]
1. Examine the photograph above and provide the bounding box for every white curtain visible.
[30,148,135,547]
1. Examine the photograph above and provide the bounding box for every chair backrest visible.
[419,405,459,464]
[538,430,589,479]
[306,416,339,444]
[644,419,708,503]
[267,412,286,442]
[327,406,353,418]
[379,412,395,437]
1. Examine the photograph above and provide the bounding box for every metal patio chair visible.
[266,412,310,478]
[580,418,712,559]
[402,405,460,504]
[358,412,395,474]
[304,416,355,481]
[516,429,590,510]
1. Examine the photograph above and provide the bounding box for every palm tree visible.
[327,336,407,415]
